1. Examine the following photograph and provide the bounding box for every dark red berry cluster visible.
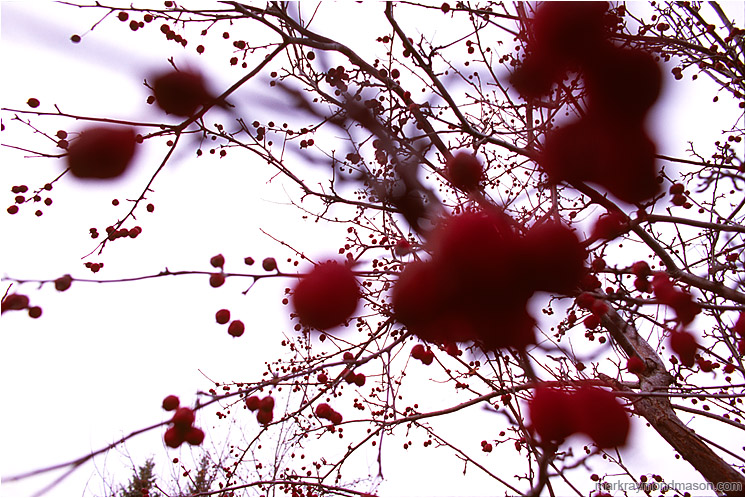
[393,209,586,351]
[162,396,205,448]
[1,293,42,318]
[529,385,630,448]
[511,2,662,203]
[245,395,275,425]
[410,344,435,365]
[315,403,343,425]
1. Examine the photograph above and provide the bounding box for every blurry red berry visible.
[262,257,277,271]
[210,254,225,268]
[245,395,260,411]
[2,294,30,313]
[215,309,231,324]
[292,261,360,330]
[228,320,245,337]
[445,151,483,191]
[529,387,578,442]
[185,427,205,445]
[164,426,185,448]
[669,330,698,367]
[171,407,195,429]
[162,395,180,411]
[67,127,137,179]
[626,356,645,374]
[209,273,225,288]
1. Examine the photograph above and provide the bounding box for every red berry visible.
[27,98,40,108]
[171,407,195,429]
[162,395,180,411]
[228,320,245,337]
[210,254,225,268]
[146,203,155,213]
[7,205,19,215]
[292,261,360,330]
[256,409,273,425]
[152,70,213,116]
[317,373,328,383]
[66,127,137,179]
[215,309,231,324]
[591,211,629,241]
[27,306,42,319]
[670,330,698,367]
[445,151,483,191]
[209,273,225,288]
[1,294,30,313]
[245,395,260,411]
[329,410,343,425]
[315,403,333,420]
[262,257,277,271]
[626,356,645,374]
[631,261,651,277]
[354,373,366,387]
[259,396,275,412]
[522,223,587,294]
[164,426,185,448]
[669,183,685,195]
[411,344,425,360]
[583,315,600,329]
[575,386,630,448]
[529,387,578,442]
[185,427,205,445]
[482,443,493,453]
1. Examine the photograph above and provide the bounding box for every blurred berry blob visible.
[292,261,361,330]
[392,209,586,351]
[152,69,214,117]
[511,1,662,204]
[529,384,630,448]
[66,127,137,179]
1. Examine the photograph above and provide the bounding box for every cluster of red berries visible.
[480,440,493,453]
[162,396,205,448]
[84,262,104,273]
[511,2,662,204]
[529,385,630,448]
[410,344,435,365]
[1,293,42,318]
[574,292,610,330]
[292,260,360,330]
[215,308,245,338]
[668,182,691,208]
[342,369,366,387]
[315,403,343,425]
[392,210,587,351]
[66,126,138,179]
[445,151,484,191]
[105,225,142,241]
[208,253,227,288]
[245,395,275,425]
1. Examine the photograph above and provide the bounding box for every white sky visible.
[1,1,744,497]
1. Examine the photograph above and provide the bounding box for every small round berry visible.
[215,309,231,324]
[162,395,180,411]
[28,306,42,319]
[27,98,40,108]
[210,254,225,268]
[209,273,225,288]
[262,257,277,271]
[228,320,245,337]
[171,407,195,429]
